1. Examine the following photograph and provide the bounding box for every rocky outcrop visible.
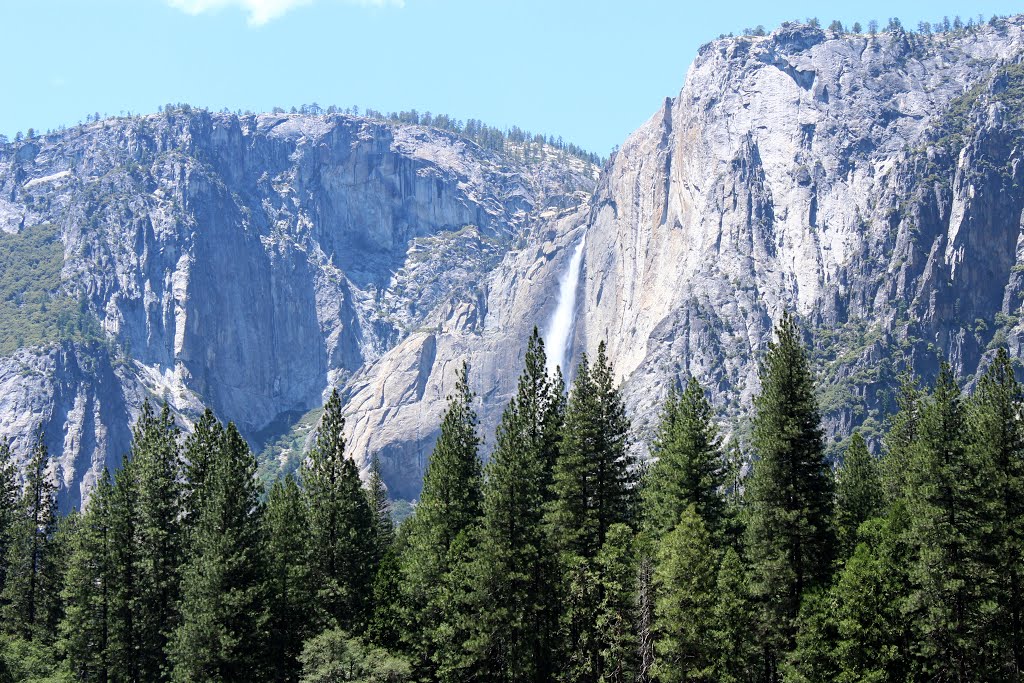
[0,111,595,504]
[0,343,138,512]
[346,18,1024,492]
[5,18,1024,503]
[571,21,1024,448]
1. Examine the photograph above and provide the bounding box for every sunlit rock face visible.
[573,20,1024,447]
[348,18,1024,494]
[0,111,596,506]
[5,18,1024,504]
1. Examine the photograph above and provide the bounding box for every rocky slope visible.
[346,17,1024,495]
[4,17,1024,505]
[575,19,1024,448]
[0,111,595,508]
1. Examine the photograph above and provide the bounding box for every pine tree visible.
[906,363,988,680]
[834,506,916,683]
[2,432,60,642]
[595,523,639,683]
[464,331,561,683]
[712,548,761,683]
[547,354,598,558]
[881,374,922,504]
[721,439,748,548]
[558,553,601,682]
[302,389,375,632]
[132,400,183,681]
[652,505,717,683]
[366,453,394,565]
[0,438,19,604]
[538,364,566,683]
[782,589,838,683]
[745,313,835,678]
[434,530,480,683]
[266,474,314,683]
[107,458,142,682]
[546,343,636,682]
[400,362,483,676]
[835,431,883,559]
[171,422,268,682]
[367,545,404,651]
[181,408,222,530]
[542,365,567,489]
[969,348,1024,678]
[60,469,115,683]
[643,378,725,539]
[589,342,638,543]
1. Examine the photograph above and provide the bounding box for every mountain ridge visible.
[2,16,1024,504]
[343,14,1024,495]
[0,109,596,508]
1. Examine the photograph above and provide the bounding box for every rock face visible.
[0,111,595,507]
[572,20,1024,448]
[346,18,1024,494]
[4,18,1024,503]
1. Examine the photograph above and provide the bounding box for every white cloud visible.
[167,0,402,26]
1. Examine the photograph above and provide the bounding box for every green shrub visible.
[299,629,411,683]
[0,634,73,683]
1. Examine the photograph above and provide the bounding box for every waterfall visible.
[544,235,586,377]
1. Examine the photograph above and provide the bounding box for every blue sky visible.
[2,0,1021,155]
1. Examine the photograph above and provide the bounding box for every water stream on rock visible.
[544,235,586,377]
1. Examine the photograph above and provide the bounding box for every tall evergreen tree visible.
[721,439,748,549]
[171,422,268,683]
[969,348,1024,678]
[881,374,923,504]
[745,313,835,680]
[906,363,988,681]
[542,365,567,489]
[643,378,725,539]
[132,400,183,681]
[834,506,916,683]
[0,438,19,605]
[181,408,222,530]
[107,458,142,683]
[266,474,314,683]
[366,453,394,564]
[464,331,561,683]
[60,469,115,683]
[595,523,639,683]
[652,506,717,683]
[589,342,637,543]
[368,544,404,652]
[834,431,883,559]
[2,432,60,642]
[400,362,483,677]
[434,530,480,683]
[548,352,599,558]
[302,389,375,632]
[546,343,636,682]
[409,362,483,549]
[712,548,761,683]
[782,589,838,683]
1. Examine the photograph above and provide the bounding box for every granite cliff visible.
[3,18,1024,504]
[346,17,1024,496]
[0,111,594,508]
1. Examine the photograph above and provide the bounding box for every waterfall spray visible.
[544,235,586,377]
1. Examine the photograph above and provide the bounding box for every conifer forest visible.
[3,10,1024,681]
[0,316,1021,682]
